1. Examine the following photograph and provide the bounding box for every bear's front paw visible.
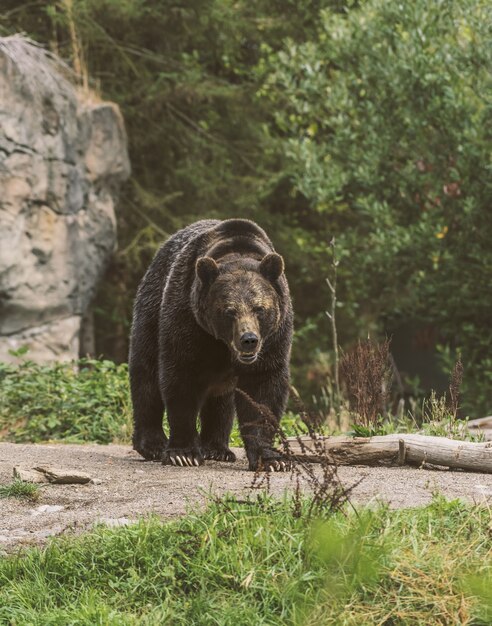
[248,448,292,472]
[133,430,168,461]
[202,445,237,463]
[162,447,204,467]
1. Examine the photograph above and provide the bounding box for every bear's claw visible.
[163,448,203,467]
[173,455,200,467]
[265,459,291,472]
[248,448,292,472]
[202,447,237,462]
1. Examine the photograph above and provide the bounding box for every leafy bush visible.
[0,359,132,444]
[259,0,492,415]
[0,358,307,446]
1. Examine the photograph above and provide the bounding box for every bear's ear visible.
[196,256,219,286]
[259,253,284,282]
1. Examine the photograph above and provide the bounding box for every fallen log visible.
[285,434,492,473]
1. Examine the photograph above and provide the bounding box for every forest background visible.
[2,0,491,417]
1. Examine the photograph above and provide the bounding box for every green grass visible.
[0,495,490,625]
[0,480,40,502]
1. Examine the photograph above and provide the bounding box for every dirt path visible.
[1,442,491,552]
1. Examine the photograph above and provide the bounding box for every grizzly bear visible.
[129,218,293,471]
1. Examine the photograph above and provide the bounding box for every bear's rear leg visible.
[200,393,236,462]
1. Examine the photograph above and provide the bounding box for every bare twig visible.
[326,238,341,411]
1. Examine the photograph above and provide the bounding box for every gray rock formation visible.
[0,36,130,362]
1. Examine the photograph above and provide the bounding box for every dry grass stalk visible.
[447,357,463,419]
[61,0,89,91]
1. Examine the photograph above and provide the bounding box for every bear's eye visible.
[254,305,266,315]
[224,307,237,318]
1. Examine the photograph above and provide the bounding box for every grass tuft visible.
[0,480,40,502]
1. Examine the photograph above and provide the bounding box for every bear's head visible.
[193,253,285,364]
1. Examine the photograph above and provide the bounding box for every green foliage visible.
[0,358,306,446]
[0,496,490,624]
[0,359,132,444]
[0,480,40,502]
[260,0,492,415]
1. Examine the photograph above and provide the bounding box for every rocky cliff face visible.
[0,36,130,362]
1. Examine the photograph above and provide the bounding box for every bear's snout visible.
[240,331,258,352]
[232,314,261,362]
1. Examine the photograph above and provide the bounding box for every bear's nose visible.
[240,332,258,352]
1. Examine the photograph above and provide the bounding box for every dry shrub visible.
[340,338,393,428]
